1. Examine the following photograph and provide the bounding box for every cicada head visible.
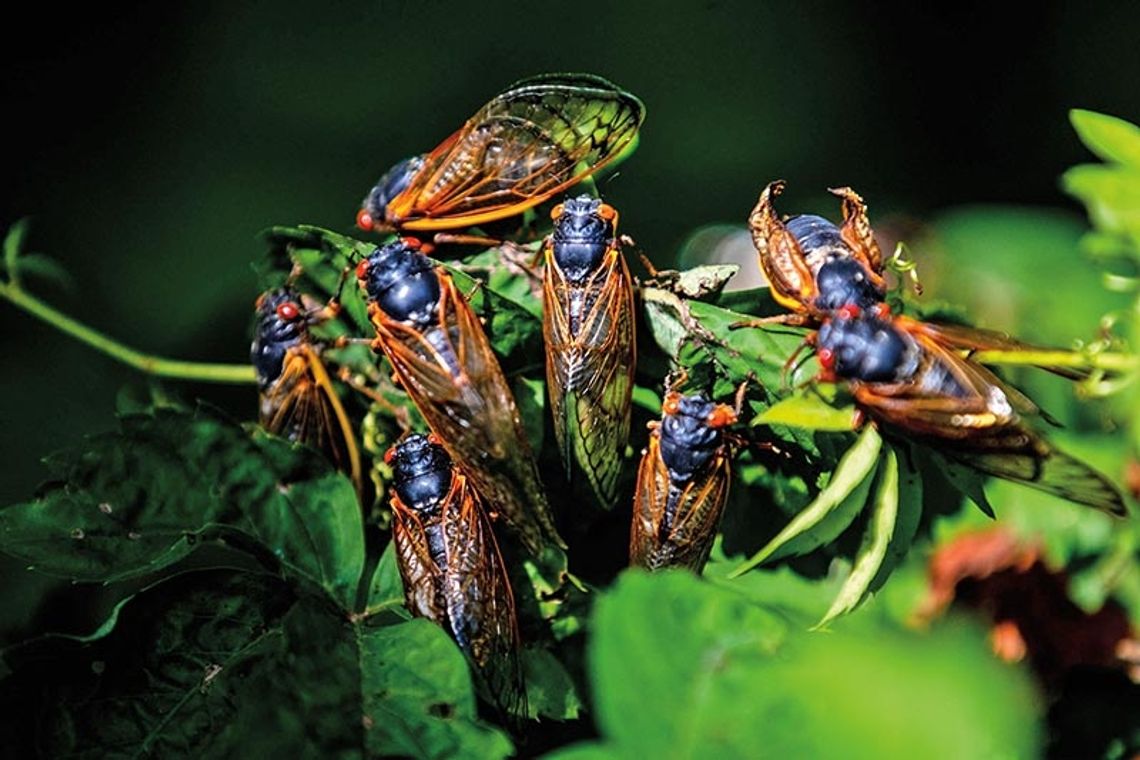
[817,308,919,383]
[357,155,427,231]
[251,287,308,390]
[550,194,617,283]
[658,392,735,482]
[386,433,454,516]
[357,239,441,328]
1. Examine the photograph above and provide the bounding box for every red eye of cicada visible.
[355,208,374,231]
[276,302,301,321]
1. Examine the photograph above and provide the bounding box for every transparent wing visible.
[442,479,527,720]
[260,346,362,496]
[630,434,732,572]
[372,274,561,553]
[543,248,635,509]
[389,74,645,230]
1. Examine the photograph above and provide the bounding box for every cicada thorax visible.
[386,434,525,717]
[542,195,636,511]
[816,307,1126,516]
[749,181,887,317]
[358,240,564,554]
[250,287,362,495]
[356,73,646,236]
[630,391,737,572]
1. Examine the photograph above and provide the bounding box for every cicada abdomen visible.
[357,73,646,236]
[630,391,738,572]
[542,195,636,510]
[748,180,886,319]
[387,433,525,717]
[817,306,1127,516]
[251,287,362,495]
[358,239,564,553]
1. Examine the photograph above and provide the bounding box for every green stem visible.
[0,282,256,384]
[969,347,1138,373]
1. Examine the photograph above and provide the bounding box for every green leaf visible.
[642,282,812,400]
[522,647,584,721]
[365,539,408,618]
[0,408,364,610]
[1062,164,1140,240]
[578,570,1041,759]
[934,453,997,518]
[729,425,882,577]
[817,446,900,627]
[358,619,513,758]
[1070,109,1140,169]
[868,445,924,594]
[590,571,789,759]
[754,386,857,431]
[1,569,512,759]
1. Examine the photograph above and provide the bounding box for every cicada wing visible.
[747,180,818,313]
[442,480,527,719]
[850,328,1043,441]
[391,497,447,623]
[372,275,561,553]
[940,433,1126,517]
[831,186,885,281]
[850,330,1126,516]
[630,434,731,572]
[260,345,363,496]
[630,434,670,568]
[390,74,645,230]
[665,452,732,571]
[543,248,636,509]
[903,317,1092,382]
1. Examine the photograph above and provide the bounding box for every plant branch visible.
[969,347,1138,374]
[0,281,256,384]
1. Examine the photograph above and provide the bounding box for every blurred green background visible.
[3,0,1137,503]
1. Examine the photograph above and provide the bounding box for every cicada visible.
[356,73,646,237]
[542,195,636,510]
[386,433,525,717]
[630,389,739,572]
[357,238,563,553]
[747,181,1098,382]
[816,305,1126,515]
[251,287,362,495]
[748,180,887,321]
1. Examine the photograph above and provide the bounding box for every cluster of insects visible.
[250,73,1126,717]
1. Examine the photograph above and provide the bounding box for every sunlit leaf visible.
[755,386,857,431]
[729,426,882,577]
[575,571,1041,759]
[817,446,899,626]
[1070,109,1140,170]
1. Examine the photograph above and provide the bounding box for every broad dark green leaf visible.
[358,619,513,758]
[573,570,1041,759]
[0,408,364,609]
[365,539,408,619]
[0,568,512,759]
[729,426,882,576]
